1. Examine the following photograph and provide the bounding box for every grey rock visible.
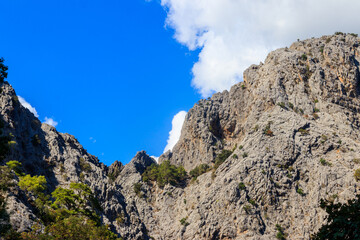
[1,33,360,239]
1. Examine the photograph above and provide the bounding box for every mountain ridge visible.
[1,32,360,239]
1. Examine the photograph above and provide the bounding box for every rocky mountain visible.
[1,33,360,239]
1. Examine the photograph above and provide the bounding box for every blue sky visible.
[2,0,359,165]
[0,0,201,165]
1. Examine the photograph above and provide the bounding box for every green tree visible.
[6,160,24,176]
[20,181,119,239]
[21,216,119,240]
[189,164,210,179]
[142,160,187,188]
[18,175,47,196]
[0,57,8,83]
[312,195,360,239]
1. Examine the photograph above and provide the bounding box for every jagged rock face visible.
[1,33,360,240]
[165,34,360,174]
[154,33,360,239]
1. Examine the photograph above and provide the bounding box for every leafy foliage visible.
[354,169,360,181]
[297,188,305,196]
[275,224,286,240]
[19,175,47,196]
[6,160,24,176]
[214,150,233,169]
[180,217,189,226]
[133,182,143,197]
[238,182,246,190]
[319,158,331,166]
[18,178,117,239]
[79,158,92,172]
[189,164,210,179]
[263,122,274,136]
[21,216,119,240]
[312,195,360,239]
[142,160,187,188]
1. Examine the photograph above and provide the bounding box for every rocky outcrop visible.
[157,33,360,239]
[1,33,360,239]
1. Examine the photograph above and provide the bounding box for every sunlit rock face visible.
[1,33,360,239]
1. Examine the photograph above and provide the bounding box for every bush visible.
[133,182,143,197]
[301,54,307,61]
[180,217,189,226]
[354,169,360,181]
[214,150,233,169]
[242,152,248,158]
[243,204,251,214]
[189,164,210,179]
[263,123,274,137]
[238,182,246,190]
[142,160,187,188]
[297,188,305,196]
[275,224,286,240]
[298,128,309,136]
[320,158,331,166]
[320,135,328,143]
[79,158,92,172]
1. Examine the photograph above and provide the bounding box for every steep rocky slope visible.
[1,33,360,239]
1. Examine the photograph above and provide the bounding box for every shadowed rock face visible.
[1,33,360,239]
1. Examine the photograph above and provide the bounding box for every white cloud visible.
[160,0,360,97]
[18,96,39,117]
[89,137,97,143]
[164,111,187,153]
[151,156,159,162]
[44,117,58,127]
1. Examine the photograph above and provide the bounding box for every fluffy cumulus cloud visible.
[18,96,39,117]
[160,0,360,97]
[164,111,187,153]
[44,117,58,127]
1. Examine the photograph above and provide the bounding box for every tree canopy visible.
[312,195,360,239]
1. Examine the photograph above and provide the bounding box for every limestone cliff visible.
[1,33,360,239]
